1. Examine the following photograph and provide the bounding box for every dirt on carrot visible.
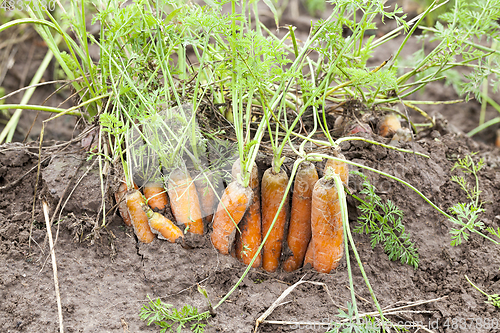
[211,181,253,255]
[167,168,204,235]
[310,176,344,273]
[283,162,318,272]
[261,167,289,273]
[233,160,262,268]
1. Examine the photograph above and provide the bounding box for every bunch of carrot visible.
[211,154,348,273]
[115,154,348,274]
[115,167,218,244]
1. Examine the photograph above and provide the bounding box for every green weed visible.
[446,154,500,246]
[139,296,210,333]
[465,275,500,309]
[350,171,419,269]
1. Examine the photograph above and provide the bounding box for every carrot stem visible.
[334,174,387,328]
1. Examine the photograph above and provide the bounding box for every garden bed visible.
[1,121,499,332]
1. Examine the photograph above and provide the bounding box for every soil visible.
[1,2,500,333]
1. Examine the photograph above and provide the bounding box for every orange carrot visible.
[115,182,132,226]
[142,204,183,243]
[311,176,344,273]
[126,189,156,243]
[283,162,318,272]
[144,182,169,211]
[115,181,138,226]
[379,113,401,137]
[211,181,253,255]
[261,168,289,273]
[323,152,349,186]
[194,173,217,224]
[167,169,204,235]
[303,240,314,267]
[233,160,262,267]
[496,129,500,148]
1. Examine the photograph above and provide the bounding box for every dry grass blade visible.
[260,296,447,332]
[254,275,338,333]
[42,200,64,333]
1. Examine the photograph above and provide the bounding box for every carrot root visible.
[379,113,401,137]
[211,181,253,255]
[283,162,318,272]
[194,173,217,224]
[144,182,169,211]
[303,239,314,267]
[126,189,156,243]
[115,182,132,226]
[324,152,349,186]
[261,168,289,273]
[232,160,262,268]
[311,177,344,273]
[167,169,204,235]
[142,205,183,243]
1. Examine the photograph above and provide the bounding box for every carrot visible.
[389,128,412,145]
[303,240,314,267]
[261,168,289,273]
[311,176,344,273]
[167,168,204,235]
[323,152,349,186]
[194,173,216,224]
[144,182,169,211]
[346,122,372,135]
[142,204,183,243]
[126,189,156,243]
[115,181,138,226]
[115,182,132,226]
[211,181,253,255]
[233,160,262,267]
[379,113,401,137]
[496,129,500,148]
[283,162,318,272]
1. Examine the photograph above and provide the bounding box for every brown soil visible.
[1,120,499,332]
[1,3,500,333]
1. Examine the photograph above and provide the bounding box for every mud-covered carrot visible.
[261,167,289,273]
[144,182,169,211]
[211,181,253,255]
[141,204,183,243]
[323,152,349,186]
[115,181,139,226]
[126,189,156,243]
[311,175,344,273]
[233,160,262,267]
[115,182,132,226]
[194,173,216,224]
[283,162,318,272]
[167,168,204,235]
[379,113,401,137]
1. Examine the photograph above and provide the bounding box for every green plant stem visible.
[310,153,449,218]
[334,137,429,158]
[334,174,387,329]
[0,104,83,117]
[0,46,54,144]
[467,117,500,137]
